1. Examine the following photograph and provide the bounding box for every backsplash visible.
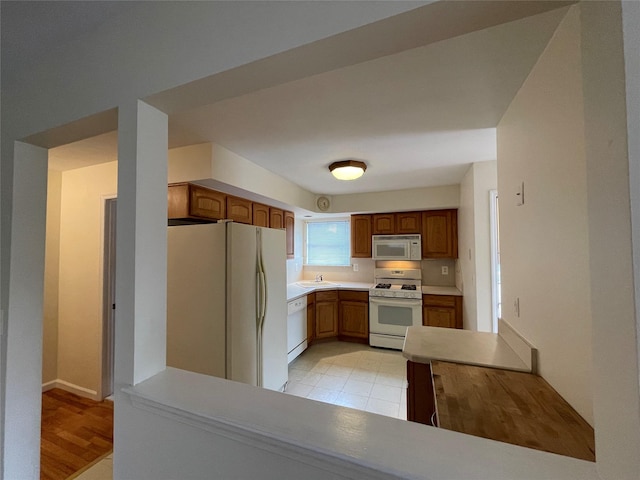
[421,258,457,287]
[289,257,457,287]
[303,259,375,283]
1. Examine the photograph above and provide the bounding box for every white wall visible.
[497,7,592,424]
[458,161,497,331]
[581,2,640,477]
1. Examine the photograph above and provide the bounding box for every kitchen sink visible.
[296,280,340,288]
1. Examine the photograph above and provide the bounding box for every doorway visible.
[102,198,117,399]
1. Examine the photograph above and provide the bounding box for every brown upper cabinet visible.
[350,208,458,259]
[168,183,226,221]
[422,209,458,259]
[396,211,422,234]
[372,213,395,235]
[372,212,422,235]
[351,214,372,258]
[270,208,284,229]
[252,203,270,227]
[226,195,253,224]
[168,183,295,258]
[284,210,295,259]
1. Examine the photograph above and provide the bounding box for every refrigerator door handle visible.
[259,271,267,322]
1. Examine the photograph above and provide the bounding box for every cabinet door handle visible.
[430,411,438,427]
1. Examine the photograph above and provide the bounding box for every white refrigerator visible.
[166,221,288,392]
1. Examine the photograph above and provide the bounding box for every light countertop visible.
[288,282,462,302]
[422,285,462,296]
[402,326,530,372]
[287,281,372,302]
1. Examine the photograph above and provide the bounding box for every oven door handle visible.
[369,297,422,307]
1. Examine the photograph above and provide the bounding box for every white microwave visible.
[372,234,422,261]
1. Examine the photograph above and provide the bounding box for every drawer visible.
[315,290,338,302]
[423,294,456,307]
[339,290,368,302]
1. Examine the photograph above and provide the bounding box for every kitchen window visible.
[304,219,350,266]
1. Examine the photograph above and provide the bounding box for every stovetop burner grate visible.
[375,283,391,289]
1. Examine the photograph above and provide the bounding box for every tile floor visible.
[285,340,408,420]
[71,453,112,480]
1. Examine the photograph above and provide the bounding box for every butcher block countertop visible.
[402,325,594,462]
[432,361,596,462]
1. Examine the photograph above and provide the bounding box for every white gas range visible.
[369,268,423,350]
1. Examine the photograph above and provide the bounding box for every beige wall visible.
[43,170,62,384]
[497,7,592,424]
[332,184,460,214]
[473,161,497,332]
[458,161,497,332]
[168,143,317,212]
[458,164,477,330]
[56,161,118,397]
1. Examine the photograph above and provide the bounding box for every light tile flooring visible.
[71,341,407,479]
[285,340,408,420]
[71,453,112,480]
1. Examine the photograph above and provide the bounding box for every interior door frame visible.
[101,196,117,399]
[489,189,500,333]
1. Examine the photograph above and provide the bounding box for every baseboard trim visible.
[42,379,100,401]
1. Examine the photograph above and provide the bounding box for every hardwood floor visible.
[41,389,113,480]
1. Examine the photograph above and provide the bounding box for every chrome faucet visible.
[315,273,323,282]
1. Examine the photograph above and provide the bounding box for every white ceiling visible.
[36,3,569,196]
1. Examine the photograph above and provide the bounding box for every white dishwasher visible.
[287,297,307,364]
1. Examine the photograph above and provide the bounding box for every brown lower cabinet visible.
[406,360,438,426]
[422,294,462,329]
[338,290,369,341]
[315,290,339,339]
[307,289,369,345]
[306,293,315,344]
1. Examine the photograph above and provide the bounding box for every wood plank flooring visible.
[41,389,113,480]
[432,361,595,462]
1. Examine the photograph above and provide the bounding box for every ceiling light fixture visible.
[329,160,367,181]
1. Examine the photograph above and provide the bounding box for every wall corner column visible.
[3,141,48,479]
[114,100,168,390]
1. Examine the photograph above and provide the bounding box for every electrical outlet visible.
[353,263,359,272]
[441,266,449,275]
